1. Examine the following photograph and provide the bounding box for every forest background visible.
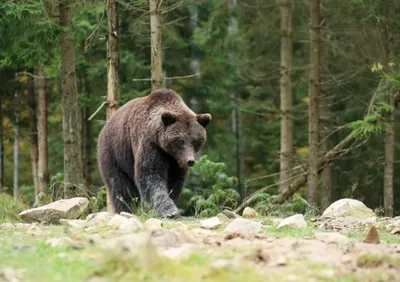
[0,0,399,218]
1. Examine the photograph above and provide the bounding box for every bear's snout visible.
[187,160,195,167]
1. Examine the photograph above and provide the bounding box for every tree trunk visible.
[13,77,20,200]
[307,0,321,205]
[150,0,163,90]
[320,95,333,209]
[318,13,332,210]
[278,0,294,192]
[226,0,245,198]
[0,95,3,191]
[27,74,39,200]
[37,66,48,201]
[383,0,395,217]
[106,0,120,213]
[81,70,92,188]
[60,0,83,198]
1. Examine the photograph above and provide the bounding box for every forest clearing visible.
[1,0,400,281]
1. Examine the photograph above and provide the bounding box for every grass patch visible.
[0,193,26,223]
[357,253,400,268]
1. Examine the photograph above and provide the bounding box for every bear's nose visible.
[187,160,195,167]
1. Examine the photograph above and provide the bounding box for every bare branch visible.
[88,101,107,121]
[132,72,201,82]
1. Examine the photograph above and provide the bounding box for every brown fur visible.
[97,88,211,217]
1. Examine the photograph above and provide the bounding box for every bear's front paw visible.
[157,203,180,219]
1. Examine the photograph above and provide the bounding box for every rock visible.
[277,214,307,229]
[144,218,163,230]
[13,244,36,252]
[119,218,143,233]
[390,228,400,235]
[275,256,287,266]
[321,198,375,218]
[106,214,143,233]
[120,212,136,218]
[224,218,262,233]
[363,226,380,244]
[27,224,43,236]
[85,212,113,227]
[242,207,259,218]
[0,267,23,282]
[59,219,85,229]
[222,209,239,219]
[211,259,234,270]
[315,232,350,245]
[217,213,230,221]
[107,214,128,228]
[271,218,283,226]
[200,217,221,230]
[104,233,160,265]
[18,197,89,224]
[87,234,103,244]
[45,237,73,248]
[0,223,15,230]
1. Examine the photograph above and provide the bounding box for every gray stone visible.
[315,232,350,245]
[321,198,375,218]
[18,197,89,224]
[59,219,85,229]
[222,209,239,219]
[242,207,259,218]
[224,218,262,233]
[277,214,307,229]
[200,217,221,230]
[85,212,113,227]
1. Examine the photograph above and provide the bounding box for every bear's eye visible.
[173,138,185,147]
[193,140,201,149]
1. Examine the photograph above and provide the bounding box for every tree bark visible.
[60,0,83,198]
[307,0,321,205]
[320,95,333,209]
[106,0,120,213]
[278,0,294,192]
[81,70,92,188]
[27,74,39,200]
[150,0,163,90]
[13,76,20,200]
[37,66,48,201]
[0,95,3,191]
[383,0,395,217]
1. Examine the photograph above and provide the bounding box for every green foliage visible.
[251,193,310,217]
[0,193,26,223]
[348,113,388,139]
[87,186,107,214]
[179,155,240,217]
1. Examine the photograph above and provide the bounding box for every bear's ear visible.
[161,111,177,126]
[197,113,212,128]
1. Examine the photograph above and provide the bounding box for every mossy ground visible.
[0,215,399,282]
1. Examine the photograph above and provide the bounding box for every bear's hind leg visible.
[105,168,139,214]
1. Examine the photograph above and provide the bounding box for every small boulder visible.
[107,214,143,233]
[242,207,259,218]
[144,218,163,230]
[390,228,400,235]
[59,219,85,230]
[315,232,350,245]
[200,217,221,230]
[321,198,375,218]
[224,218,262,233]
[85,212,113,227]
[217,213,230,221]
[18,197,89,224]
[222,210,239,219]
[277,214,307,229]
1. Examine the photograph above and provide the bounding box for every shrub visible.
[0,193,27,223]
[179,155,240,217]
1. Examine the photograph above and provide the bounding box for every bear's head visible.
[160,111,211,168]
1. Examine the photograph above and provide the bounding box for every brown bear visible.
[97,88,212,218]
